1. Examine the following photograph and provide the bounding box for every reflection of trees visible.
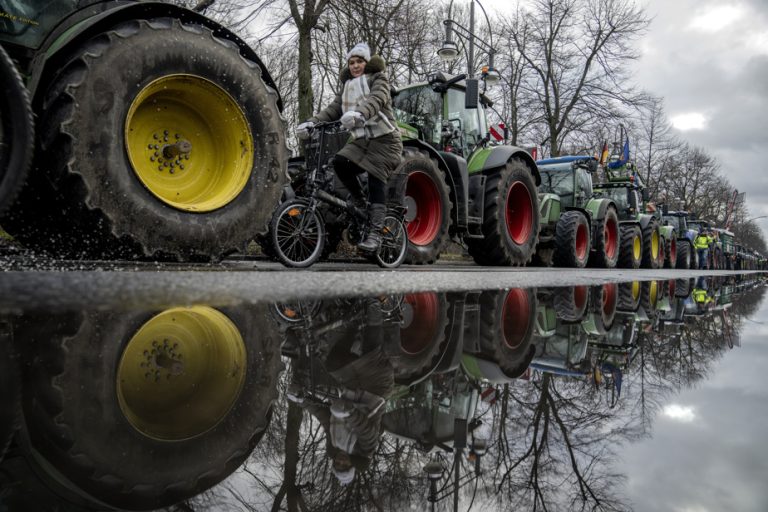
[201,281,766,511]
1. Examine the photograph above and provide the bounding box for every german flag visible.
[599,141,609,166]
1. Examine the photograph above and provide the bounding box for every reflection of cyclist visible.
[290,298,395,485]
[296,43,403,253]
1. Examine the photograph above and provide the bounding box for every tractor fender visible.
[538,193,562,226]
[26,2,282,110]
[585,198,617,221]
[468,146,541,186]
[658,225,675,240]
[637,214,655,230]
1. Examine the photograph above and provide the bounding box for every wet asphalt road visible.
[0,252,760,310]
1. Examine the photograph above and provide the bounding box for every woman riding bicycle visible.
[296,43,403,254]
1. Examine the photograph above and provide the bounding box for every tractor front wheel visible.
[619,224,643,269]
[676,240,692,269]
[589,206,620,268]
[641,219,662,269]
[553,211,590,268]
[466,160,539,266]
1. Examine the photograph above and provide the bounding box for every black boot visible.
[358,203,387,254]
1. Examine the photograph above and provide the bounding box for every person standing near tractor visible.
[694,230,710,269]
[296,43,403,254]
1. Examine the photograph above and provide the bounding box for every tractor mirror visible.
[465,79,479,109]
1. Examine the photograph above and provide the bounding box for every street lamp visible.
[438,0,499,86]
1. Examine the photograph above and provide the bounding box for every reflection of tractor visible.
[535,156,620,268]
[0,1,287,259]
[392,72,541,265]
[3,305,282,510]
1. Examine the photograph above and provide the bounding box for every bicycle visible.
[270,121,408,268]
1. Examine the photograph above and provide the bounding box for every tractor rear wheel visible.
[618,281,642,312]
[466,160,539,266]
[0,46,33,216]
[1,18,287,260]
[619,224,642,269]
[676,240,692,269]
[553,210,590,268]
[15,305,281,510]
[641,219,661,269]
[589,206,620,268]
[478,288,537,377]
[553,285,589,322]
[398,148,452,264]
[665,233,678,269]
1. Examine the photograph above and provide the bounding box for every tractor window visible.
[446,88,483,154]
[392,85,442,146]
[539,170,574,202]
[596,187,630,212]
[576,169,592,198]
[664,216,682,232]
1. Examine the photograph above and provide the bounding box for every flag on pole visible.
[599,141,609,166]
[607,138,630,169]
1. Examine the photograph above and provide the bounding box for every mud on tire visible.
[466,159,539,266]
[1,18,287,260]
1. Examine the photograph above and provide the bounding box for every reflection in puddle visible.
[0,275,764,510]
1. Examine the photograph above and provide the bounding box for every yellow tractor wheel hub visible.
[125,75,253,212]
[117,306,247,441]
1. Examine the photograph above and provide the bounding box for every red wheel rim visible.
[605,217,618,259]
[505,182,534,245]
[576,222,588,260]
[602,283,618,318]
[405,171,442,246]
[669,279,676,297]
[501,289,531,349]
[670,238,677,263]
[574,286,588,312]
[400,293,439,355]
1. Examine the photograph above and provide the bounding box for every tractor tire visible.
[674,278,695,298]
[641,280,663,316]
[398,148,452,264]
[676,240,692,269]
[553,210,590,268]
[390,292,451,385]
[641,219,661,269]
[1,18,287,261]
[553,285,589,322]
[0,327,20,464]
[0,45,33,216]
[466,159,539,266]
[15,305,282,510]
[619,224,642,269]
[589,283,618,334]
[589,205,620,268]
[656,236,666,268]
[478,288,537,378]
[664,232,678,269]
[618,281,642,312]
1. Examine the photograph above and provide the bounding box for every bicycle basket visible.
[304,125,350,171]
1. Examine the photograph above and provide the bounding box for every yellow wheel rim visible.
[649,281,659,308]
[651,230,660,258]
[632,281,640,301]
[633,235,642,260]
[125,75,253,212]
[117,306,247,441]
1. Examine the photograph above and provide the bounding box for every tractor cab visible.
[536,156,597,208]
[593,182,643,220]
[393,72,491,158]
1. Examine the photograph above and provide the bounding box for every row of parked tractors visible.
[1,1,765,268]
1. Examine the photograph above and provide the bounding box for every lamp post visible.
[438,0,499,85]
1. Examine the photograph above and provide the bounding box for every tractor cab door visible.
[574,169,592,206]
[445,88,488,157]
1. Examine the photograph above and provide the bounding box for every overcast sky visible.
[481,0,768,239]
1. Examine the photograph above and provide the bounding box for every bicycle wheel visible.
[271,199,325,268]
[376,214,408,268]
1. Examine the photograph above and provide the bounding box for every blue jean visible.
[697,248,709,269]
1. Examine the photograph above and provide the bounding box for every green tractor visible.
[391,72,540,265]
[661,210,697,269]
[534,156,620,268]
[0,0,287,260]
[593,165,665,269]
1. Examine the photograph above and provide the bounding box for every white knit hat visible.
[346,42,371,63]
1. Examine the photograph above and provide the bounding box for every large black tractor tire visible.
[0,46,33,216]
[589,205,620,268]
[641,280,663,317]
[664,232,678,269]
[589,283,618,334]
[389,292,451,385]
[656,236,666,269]
[619,224,643,269]
[676,239,692,269]
[674,278,695,298]
[641,219,662,269]
[1,18,287,261]
[553,285,589,322]
[618,281,642,312]
[553,210,590,268]
[396,147,452,264]
[478,288,537,378]
[0,325,20,464]
[466,159,539,266]
[14,305,282,511]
